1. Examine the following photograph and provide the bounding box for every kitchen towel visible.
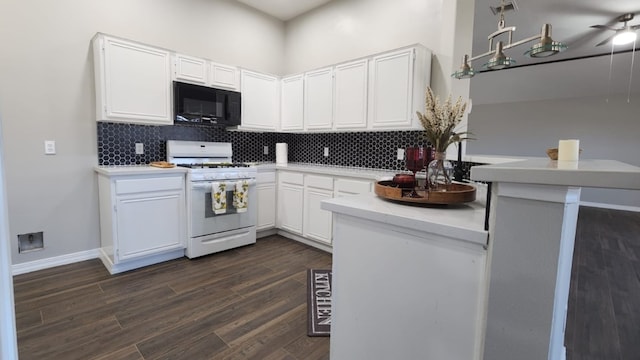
[276,143,288,165]
[233,180,249,213]
[211,182,227,214]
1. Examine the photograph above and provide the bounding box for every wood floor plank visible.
[92,345,144,360]
[261,348,298,360]
[14,309,41,333]
[210,304,308,360]
[216,291,307,345]
[19,316,123,360]
[137,327,228,360]
[283,334,331,360]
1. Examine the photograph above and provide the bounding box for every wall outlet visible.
[397,148,405,160]
[323,147,329,157]
[263,145,269,155]
[135,143,144,155]
[44,140,56,155]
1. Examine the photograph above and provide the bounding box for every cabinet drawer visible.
[116,176,183,195]
[279,171,304,185]
[257,171,276,184]
[305,175,334,191]
[335,179,372,194]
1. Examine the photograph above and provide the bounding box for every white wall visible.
[283,0,475,97]
[0,0,285,265]
[0,115,18,360]
[467,53,640,207]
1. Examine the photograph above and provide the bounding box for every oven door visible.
[190,179,257,238]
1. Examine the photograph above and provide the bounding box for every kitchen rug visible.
[307,269,332,337]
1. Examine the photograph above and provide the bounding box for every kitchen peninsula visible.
[322,157,640,360]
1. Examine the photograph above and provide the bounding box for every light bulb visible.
[613,30,637,45]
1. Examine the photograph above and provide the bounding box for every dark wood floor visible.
[13,235,331,360]
[565,207,640,360]
[13,207,640,359]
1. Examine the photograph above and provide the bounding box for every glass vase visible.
[427,152,453,191]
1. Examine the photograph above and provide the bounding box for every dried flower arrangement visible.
[416,87,473,153]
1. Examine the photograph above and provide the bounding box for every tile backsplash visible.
[97,122,478,175]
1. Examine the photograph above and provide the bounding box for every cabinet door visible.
[334,60,368,130]
[257,183,276,231]
[115,191,184,261]
[334,178,372,197]
[369,48,415,129]
[277,183,304,235]
[281,75,304,131]
[174,54,207,84]
[210,62,238,90]
[240,70,279,131]
[304,187,333,244]
[304,67,333,130]
[95,35,172,125]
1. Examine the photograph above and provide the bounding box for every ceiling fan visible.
[591,13,640,46]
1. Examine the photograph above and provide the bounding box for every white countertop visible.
[94,165,188,176]
[321,193,488,247]
[471,158,640,190]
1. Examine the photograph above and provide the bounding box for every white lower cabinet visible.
[277,172,304,234]
[334,178,372,197]
[257,170,276,232]
[303,175,334,245]
[275,170,373,248]
[97,171,187,274]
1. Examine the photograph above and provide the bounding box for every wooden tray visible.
[149,161,175,168]
[374,181,476,205]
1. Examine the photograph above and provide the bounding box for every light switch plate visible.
[323,147,329,157]
[44,140,56,155]
[397,148,404,160]
[135,143,144,155]
[263,145,269,155]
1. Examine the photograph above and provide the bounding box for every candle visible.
[558,139,580,161]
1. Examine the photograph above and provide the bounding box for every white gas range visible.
[167,140,257,258]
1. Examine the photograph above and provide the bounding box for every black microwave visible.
[173,81,241,127]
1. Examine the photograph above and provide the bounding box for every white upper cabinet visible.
[93,34,172,125]
[369,48,414,129]
[304,67,334,131]
[210,62,238,90]
[173,54,238,90]
[240,69,280,131]
[334,59,368,130]
[369,46,431,130]
[174,54,207,84]
[281,74,304,132]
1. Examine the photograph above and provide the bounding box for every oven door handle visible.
[191,179,256,190]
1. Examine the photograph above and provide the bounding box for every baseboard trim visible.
[276,230,333,254]
[580,201,640,213]
[10,228,333,275]
[12,249,100,276]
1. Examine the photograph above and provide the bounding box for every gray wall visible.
[0,0,285,265]
[467,52,640,207]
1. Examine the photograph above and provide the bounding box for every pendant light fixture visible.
[452,0,567,79]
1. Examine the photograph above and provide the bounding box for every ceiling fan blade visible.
[590,24,618,31]
[596,33,616,46]
[631,24,640,30]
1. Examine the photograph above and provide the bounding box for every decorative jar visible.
[427,152,453,191]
